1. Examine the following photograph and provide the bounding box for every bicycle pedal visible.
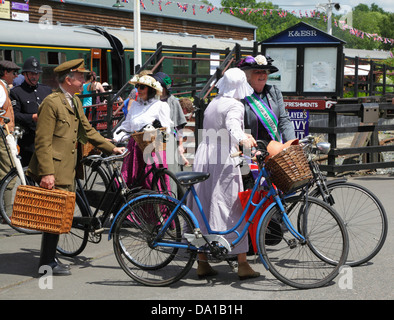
[93,228,105,235]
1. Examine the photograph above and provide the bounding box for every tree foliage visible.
[217,1,394,53]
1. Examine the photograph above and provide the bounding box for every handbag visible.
[11,185,76,234]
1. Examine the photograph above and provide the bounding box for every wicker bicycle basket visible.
[131,127,167,153]
[82,142,101,157]
[265,144,312,193]
[11,185,76,234]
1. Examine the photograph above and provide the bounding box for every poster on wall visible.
[288,109,309,139]
[0,1,10,19]
[266,47,297,92]
[303,47,337,92]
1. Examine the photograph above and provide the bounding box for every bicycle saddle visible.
[175,171,210,186]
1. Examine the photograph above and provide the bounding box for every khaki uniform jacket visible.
[27,88,115,186]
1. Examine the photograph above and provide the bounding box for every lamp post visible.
[316,0,341,35]
[134,0,142,72]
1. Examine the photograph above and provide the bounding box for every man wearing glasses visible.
[0,60,21,223]
[10,56,52,166]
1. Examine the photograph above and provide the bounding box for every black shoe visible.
[39,261,71,276]
[54,257,70,270]
[52,263,72,276]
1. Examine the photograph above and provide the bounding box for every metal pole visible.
[327,0,333,35]
[134,0,142,68]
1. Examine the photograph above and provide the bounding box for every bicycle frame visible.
[74,153,133,229]
[108,163,306,265]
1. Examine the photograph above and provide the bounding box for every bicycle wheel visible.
[311,182,388,266]
[152,169,185,200]
[257,195,349,289]
[113,196,196,286]
[0,168,40,234]
[57,191,90,257]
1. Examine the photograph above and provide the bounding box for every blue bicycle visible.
[109,144,349,289]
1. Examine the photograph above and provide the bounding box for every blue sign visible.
[288,109,309,139]
[261,22,345,45]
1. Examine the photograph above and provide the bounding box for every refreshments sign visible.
[284,99,336,110]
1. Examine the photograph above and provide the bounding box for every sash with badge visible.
[245,93,282,143]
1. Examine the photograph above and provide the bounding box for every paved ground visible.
[0,174,393,303]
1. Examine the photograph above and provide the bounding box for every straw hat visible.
[128,74,163,96]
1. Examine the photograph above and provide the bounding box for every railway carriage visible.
[1,20,254,90]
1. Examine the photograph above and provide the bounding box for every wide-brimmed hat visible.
[215,68,253,99]
[237,55,279,74]
[129,74,163,96]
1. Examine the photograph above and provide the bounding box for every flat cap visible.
[54,58,89,75]
[0,60,21,70]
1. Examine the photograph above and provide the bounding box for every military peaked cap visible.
[0,60,21,70]
[54,59,89,76]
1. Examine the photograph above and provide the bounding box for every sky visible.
[208,1,394,14]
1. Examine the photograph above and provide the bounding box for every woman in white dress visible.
[188,68,260,280]
[113,74,173,189]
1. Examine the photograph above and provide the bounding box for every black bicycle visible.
[56,148,151,256]
[300,135,388,266]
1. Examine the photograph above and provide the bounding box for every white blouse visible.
[113,97,173,142]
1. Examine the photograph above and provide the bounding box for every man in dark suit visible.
[10,56,52,166]
[27,59,124,275]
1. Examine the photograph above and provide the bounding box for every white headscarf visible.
[215,68,253,99]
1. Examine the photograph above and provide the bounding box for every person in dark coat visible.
[237,54,296,145]
[10,56,52,166]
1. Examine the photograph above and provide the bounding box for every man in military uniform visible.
[27,59,125,275]
[0,61,20,224]
[10,56,52,166]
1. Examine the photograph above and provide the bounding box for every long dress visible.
[187,95,249,254]
[113,97,173,189]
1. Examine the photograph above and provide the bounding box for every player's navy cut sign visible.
[288,109,309,139]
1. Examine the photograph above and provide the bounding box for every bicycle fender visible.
[254,200,279,270]
[325,178,348,186]
[108,193,200,240]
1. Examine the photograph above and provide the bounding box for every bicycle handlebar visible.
[82,148,130,164]
[230,140,269,165]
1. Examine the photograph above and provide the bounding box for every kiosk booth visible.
[260,22,346,138]
[260,21,345,98]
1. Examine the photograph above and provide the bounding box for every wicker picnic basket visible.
[11,185,76,234]
[131,127,167,153]
[265,144,312,193]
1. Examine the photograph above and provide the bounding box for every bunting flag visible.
[1,0,390,46]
